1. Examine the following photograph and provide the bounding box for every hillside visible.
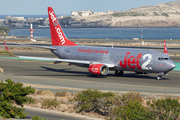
[66,1,180,27]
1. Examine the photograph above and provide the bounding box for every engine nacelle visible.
[89,64,109,75]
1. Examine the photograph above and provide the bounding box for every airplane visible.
[3,7,176,80]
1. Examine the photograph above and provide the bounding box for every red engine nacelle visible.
[88,64,109,75]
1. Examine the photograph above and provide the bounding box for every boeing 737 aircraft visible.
[4,7,176,80]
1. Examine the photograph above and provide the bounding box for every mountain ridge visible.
[68,1,180,27]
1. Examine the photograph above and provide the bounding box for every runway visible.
[0,51,180,119]
[0,52,180,95]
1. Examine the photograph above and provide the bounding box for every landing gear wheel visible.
[115,70,124,76]
[115,70,119,76]
[156,76,162,80]
[89,73,97,77]
[119,71,124,76]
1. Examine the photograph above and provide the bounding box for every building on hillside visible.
[71,11,79,17]
[71,10,113,17]
[71,10,93,17]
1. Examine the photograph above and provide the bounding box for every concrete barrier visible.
[174,63,180,71]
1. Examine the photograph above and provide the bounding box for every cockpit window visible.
[158,57,163,61]
[163,58,169,60]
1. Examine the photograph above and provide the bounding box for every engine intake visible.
[89,64,109,75]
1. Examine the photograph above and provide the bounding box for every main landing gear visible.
[115,70,124,76]
[89,73,97,77]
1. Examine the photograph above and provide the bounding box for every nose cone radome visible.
[171,63,176,70]
[167,62,176,71]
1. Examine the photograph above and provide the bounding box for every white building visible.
[71,11,79,17]
[71,10,92,17]
[5,16,25,24]
[71,10,114,17]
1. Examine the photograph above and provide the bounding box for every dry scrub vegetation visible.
[0,79,180,119]
[25,89,180,120]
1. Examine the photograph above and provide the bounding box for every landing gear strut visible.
[156,72,166,80]
[115,70,124,76]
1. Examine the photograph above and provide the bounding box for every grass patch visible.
[0,51,10,55]
[0,51,15,56]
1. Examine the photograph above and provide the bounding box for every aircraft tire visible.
[115,70,119,76]
[115,70,124,76]
[156,76,162,80]
[119,71,124,76]
[89,73,97,77]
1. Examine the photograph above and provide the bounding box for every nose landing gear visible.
[156,76,162,80]
[156,72,168,80]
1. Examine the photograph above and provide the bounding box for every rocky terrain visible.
[68,1,180,27]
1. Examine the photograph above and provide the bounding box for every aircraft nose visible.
[167,62,176,71]
[171,63,176,70]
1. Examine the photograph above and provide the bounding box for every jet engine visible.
[88,64,109,75]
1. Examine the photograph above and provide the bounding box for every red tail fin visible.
[164,40,168,55]
[48,7,77,46]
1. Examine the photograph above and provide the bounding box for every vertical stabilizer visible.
[164,40,168,55]
[48,7,77,46]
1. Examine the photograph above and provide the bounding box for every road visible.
[24,107,90,120]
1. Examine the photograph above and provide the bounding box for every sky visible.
[0,0,178,15]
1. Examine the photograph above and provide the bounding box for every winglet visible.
[164,40,168,55]
[3,42,15,57]
[48,7,77,46]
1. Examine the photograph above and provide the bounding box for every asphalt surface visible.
[0,52,180,95]
[0,51,180,120]
[25,107,88,120]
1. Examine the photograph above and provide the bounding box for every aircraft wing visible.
[27,45,56,50]
[18,56,115,68]
[4,42,56,50]
[3,42,115,68]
